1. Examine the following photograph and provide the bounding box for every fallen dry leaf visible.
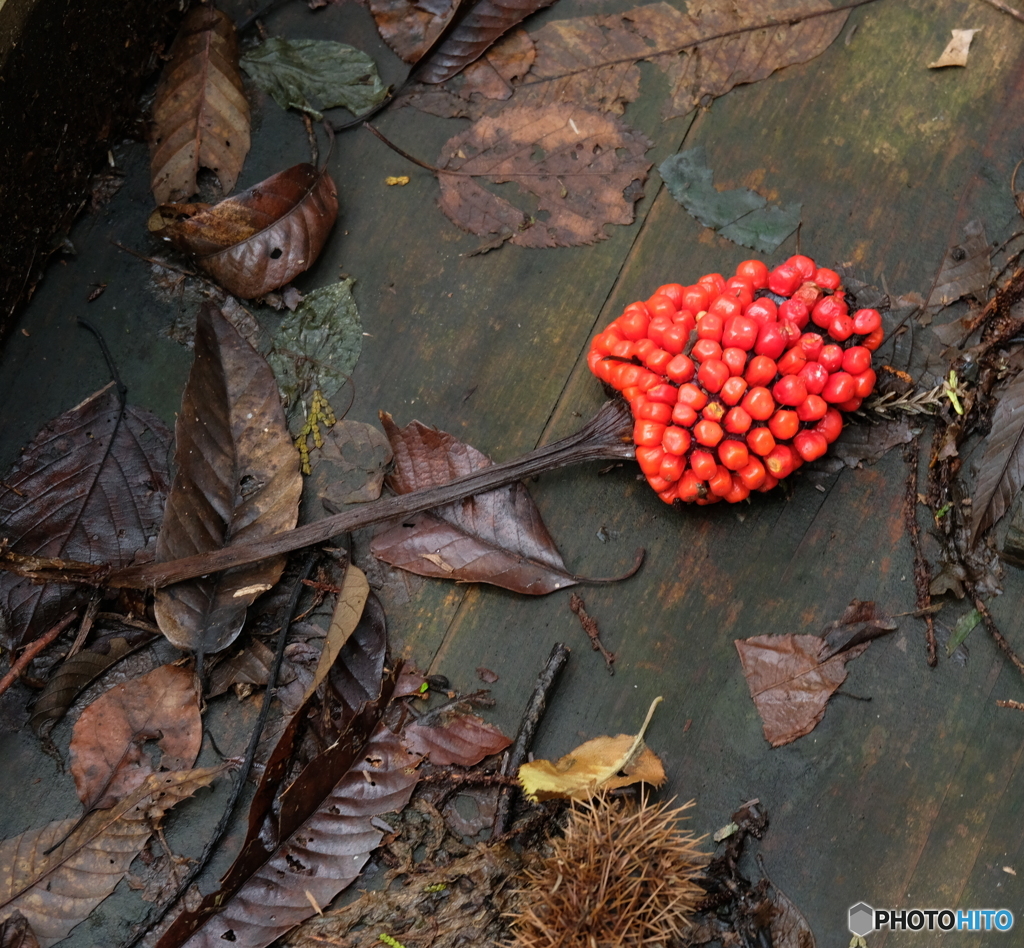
[0,767,224,948]
[371,413,580,594]
[971,368,1024,544]
[518,697,665,800]
[0,912,38,948]
[69,664,201,810]
[519,0,848,118]
[308,420,393,513]
[928,28,979,69]
[150,6,250,203]
[403,711,511,766]
[208,639,276,699]
[149,162,338,298]
[437,103,651,248]
[302,564,370,704]
[922,219,991,324]
[154,303,302,655]
[0,384,170,648]
[368,0,450,63]
[831,417,916,469]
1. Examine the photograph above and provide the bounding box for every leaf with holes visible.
[370,413,580,593]
[69,664,201,810]
[972,369,1024,544]
[437,103,651,248]
[150,6,250,203]
[148,162,338,298]
[153,303,302,655]
[0,384,170,648]
[241,38,388,120]
[0,767,225,948]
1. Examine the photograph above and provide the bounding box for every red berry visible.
[814,267,841,290]
[792,282,823,309]
[657,486,679,505]
[677,471,701,502]
[772,375,809,407]
[637,400,672,423]
[698,273,726,296]
[768,264,802,296]
[853,368,876,398]
[721,347,748,377]
[745,355,778,387]
[768,409,800,440]
[821,371,856,403]
[842,346,872,375]
[694,419,724,447]
[677,383,708,411]
[661,324,689,355]
[646,473,672,493]
[829,314,854,342]
[723,481,750,504]
[655,283,685,308]
[646,383,678,404]
[852,308,882,334]
[662,426,691,455]
[754,322,787,360]
[811,295,847,329]
[793,430,829,462]
[646,316,672,348]
[697,359,730,393]
[787,254,817,279]
[798,361,829,395]
[665,353,696,383]
[723,315,759,350]
[708,295,744,321]
[724,406,753,434]
[744,298,778,325]
[778,298,810,329]
[758,473,780,492]
[702,401,725,422]
[742,386,776,421]
[776,348,807,376]
[682,284,710,313]
[691,338,723,363]
[720,376,748,406]
[862,326,885,351]
[633,420,666,446]
[737,457,767,490]
[765,444,798,479]
[691,450,717,481]
[708,466,734,497]
[697,312,724,342]
[718,440,750,471]
[797,332,824,360]
[609,339,634,359]
[635,445,664,475]
[818,344,844,372]
[796,394,828,421]
[736,259,769,289]
[619,305,651,340]
[672,403,698,426]
[835,397,863,412]
[646,293,678,319]
[643,347,673,374]
[814,408,844,443]
[746,426,776,456]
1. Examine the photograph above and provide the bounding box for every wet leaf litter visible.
[6,1,1024,948]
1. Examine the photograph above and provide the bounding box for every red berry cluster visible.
[587,256,882,505]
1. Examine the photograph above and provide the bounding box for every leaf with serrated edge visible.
[660,146,800,254]
[0,384,171,648]
[266,279,362,417]
[0,767,225,948]
[437,103,651,249]
[148,163,338,299]
[371,413,578,594]
[69,664,201,809]
[150,6,250,203]
[154,304,302,655]
[241,38,387,120]
[972,370,1024,543]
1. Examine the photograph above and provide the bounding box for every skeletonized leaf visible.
[148,163,339,298]
[923,219,990,324]
[154,304,302,655]
[69,664,201,809]
[266,279,362,412]
[0,767,224,948]
[660,146,800,253]
[403,712,511,766]
[437,103,651,248]
[519,698,665,800]
[928,29,979,69]
[971,370,1024,543]
[30,629,156,737]
[241,38,387,120]
[415,0,556,84]
[0,385,171,648]
[521,0,848,119]
[150,6,250,203]
[371,414,579,594]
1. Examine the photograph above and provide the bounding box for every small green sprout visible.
[943,370,965,416]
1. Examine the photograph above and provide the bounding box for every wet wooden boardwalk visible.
[3,0,1024,944]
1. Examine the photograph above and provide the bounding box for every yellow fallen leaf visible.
[385,176,410,186]
[928,29,979,69]
[518,696,665,801]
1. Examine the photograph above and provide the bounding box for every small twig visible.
[569,593,616,674]
[66,594,101,659]
[302,114,320,167]
[78,318,127,407]
[980,0,1024,25]
[904,440,937,666]
[493,643,571,837]
[110,239,201,279]
[997,699,1024,711]
[0,610,79,698]
[974,597,1024,681]
[122,553,318,948]
[418,772,519,787]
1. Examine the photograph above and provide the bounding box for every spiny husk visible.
[509,793,707,948]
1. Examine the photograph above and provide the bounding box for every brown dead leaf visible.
[928,29,979,69]
[154,304,302,655]
[403,711,511,766]
[302,564,370,704]
[518,697,665,800]
[519,0,848,118]
[150,6,250,203]
[0,767,224,948]
[148,162,338,298]
[208,639,276,699]
[0,913,38,948]
[922,219,991,324]
[309,420,393,513]
[69,664,201,810]
[971,369,1024,544]
[437,103,651,248]
[371,413,580,594]
[368,0,451,64]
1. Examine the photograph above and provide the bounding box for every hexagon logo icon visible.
[849,903,874,937]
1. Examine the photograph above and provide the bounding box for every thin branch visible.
[980,0,1024,24]
[904,440,937,666]
[997,698,1024,710]
[974,597,1024,681]
[0,610,79,697]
